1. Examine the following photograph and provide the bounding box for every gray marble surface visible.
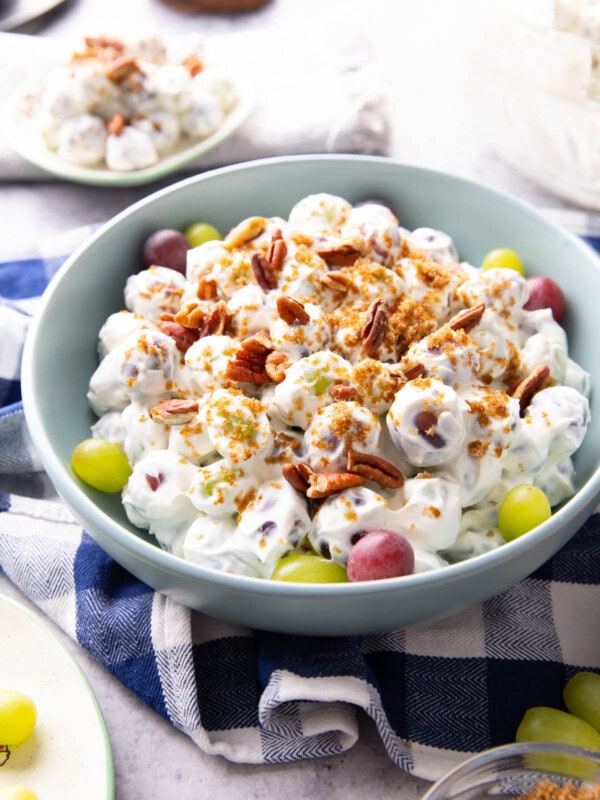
[0,1,586,798]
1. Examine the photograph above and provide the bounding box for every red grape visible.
[142,229,191,274]
[347,529,415,582]
[523,275,565,322]
[354,197,398,217]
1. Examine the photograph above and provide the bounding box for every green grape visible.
[517,706,600,751]
[564,672,600,734]
[71,438,132,493]
[0,787,39,800]
[516,706,600,779]
[184,222,223,248]
[0,688,36,746]
[498,484,551,542]
[481,247,525,275]
[271,553,348,583]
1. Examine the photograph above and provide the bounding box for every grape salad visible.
[80,193,592,583]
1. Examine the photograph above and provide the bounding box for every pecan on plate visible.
[510,364,550,415]
[105,55,139,82]
[347,450,404,489]
[307,471,365,499]
[150,398,199,425]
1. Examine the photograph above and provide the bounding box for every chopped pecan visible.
[307,471,364,499]
[448,302,486,333]
[182,53,203,76]
[329,384,358,401]
[510,364,550,414]
[158,315,200,352]
[240,330,274,355]
[197,278,218,300]
[85,35,125,52]
[265,351,290,382]
[198,301,230,338]
[150,398,199,425]
[388,362,426,381]
[316,243,362,267]
[282,462,313,493]
[174,303,205,329]
[107,112,126,135]
[319,270,354,293]
[362,299,389,353]
[251,252,278,292]
[225,333,274,383]
[267,229,287,272]
[105,55,139,82]
[347,450,404,489]
[223,216,266,250]
[276,296,310,325]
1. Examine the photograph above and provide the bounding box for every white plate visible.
[0,0,67,32]
[7,69,254,187]
[0,594,114,799]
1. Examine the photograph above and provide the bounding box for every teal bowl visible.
[21,155,600,636]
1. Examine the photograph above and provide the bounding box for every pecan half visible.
[150,398,199,425]
[197,278,218,300]
[362,299,388,353]
[307,471,364,499]
[276,295,310,325]
[510,364,550,414]
[225,333,274,383]
[448,302,486,333]
[223,216,266,250]
[347,450,404,489]
[282,462,313,493]
[388,362,426,381]
[267,229,287,272]
[319,270,354,293]
[316,243,362,267]
[105,54,139,82]
[174,303,205,329]
[107,112,126,135]
[158,316,199,352]
[329,384,358,401]
[265,351,290,382]
[198,301,230,338]
[251,252,278,292]
[182,53,203,76]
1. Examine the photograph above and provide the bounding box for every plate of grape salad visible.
[8,33,253,186]
[0,595,114,800]
[21,156,600,635]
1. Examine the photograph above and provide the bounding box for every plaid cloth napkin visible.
[1,226,599,782]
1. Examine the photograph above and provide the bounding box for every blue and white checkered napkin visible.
[1,225,600,782]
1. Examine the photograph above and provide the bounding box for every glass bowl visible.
[422,742,600,800]
[471,1,600,210]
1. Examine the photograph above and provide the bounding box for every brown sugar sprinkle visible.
[468,439,491,458]
[516,779,600,800]
[414,253,454,289]
[388,295,438,357]
[465,387,512,428]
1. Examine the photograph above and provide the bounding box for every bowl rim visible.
[20,153,600,599]
[421,741,600,799]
